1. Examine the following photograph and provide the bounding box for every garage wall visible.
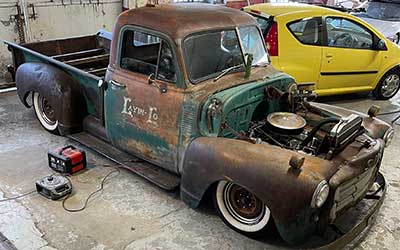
[0,0,123,83]
[0,1,20,82]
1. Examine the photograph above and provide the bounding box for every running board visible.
[67,132,180,190]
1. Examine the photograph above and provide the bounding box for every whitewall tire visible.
[214,180,271,235]
[32,92,59,134]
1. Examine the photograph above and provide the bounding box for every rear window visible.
[133,31,161,47]
[287,18,321,46]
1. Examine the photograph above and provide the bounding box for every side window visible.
[326,17,373,49]
[287,18,321,45]
[133,32,161,47]
[120,30,177,82]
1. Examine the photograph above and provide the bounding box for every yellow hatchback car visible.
[244,3,400,99]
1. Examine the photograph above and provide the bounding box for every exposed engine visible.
[247,84,365,158]
[249,112,317,153]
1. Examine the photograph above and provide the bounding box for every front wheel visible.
[32,92,60,134]
[373,70,400,100]
[214,180,271,236]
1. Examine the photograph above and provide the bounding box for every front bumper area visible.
[306,172,386,250]
[328,137,384,223]
[329,165,379,223]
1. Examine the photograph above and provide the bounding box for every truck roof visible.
[114,3,257,40]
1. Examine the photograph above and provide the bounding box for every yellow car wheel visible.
[374,69,400,100]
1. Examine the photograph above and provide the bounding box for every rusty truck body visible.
[4,3,393,247]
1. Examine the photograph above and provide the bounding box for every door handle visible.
[326,53,333,58]
[110,79,126,89]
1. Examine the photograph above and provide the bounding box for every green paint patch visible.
[199,76,292,137]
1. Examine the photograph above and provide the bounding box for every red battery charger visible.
[48,145,86,174]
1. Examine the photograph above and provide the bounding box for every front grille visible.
[333,166,377,214]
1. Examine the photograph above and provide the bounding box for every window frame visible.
[116,25,184,88]
[286,17,323,46]
[322,16,379,50]
[156,40,179,83]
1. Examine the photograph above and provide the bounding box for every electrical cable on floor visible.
[0,172,55,202]
[0,162,134,208]
[62,168,120,212]
[377,109,400,116]
[0,190,36,203]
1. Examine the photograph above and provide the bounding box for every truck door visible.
[105,28,184,173]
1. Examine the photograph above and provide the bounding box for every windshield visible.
[183,26,269,83]
[358,2,400,21]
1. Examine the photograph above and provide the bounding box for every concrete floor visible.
[0,89,399,250]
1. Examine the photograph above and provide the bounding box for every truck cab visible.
[104,4,274,173]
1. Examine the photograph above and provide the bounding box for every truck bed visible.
[8,30,111,78]
[4,30,112,118]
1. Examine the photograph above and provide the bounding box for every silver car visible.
[353,0,400,44]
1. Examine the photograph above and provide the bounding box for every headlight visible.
[311,180,329,208]
[383,128,394,147]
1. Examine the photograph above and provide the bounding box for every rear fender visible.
[15,62,86,134]
[181,137,336,244]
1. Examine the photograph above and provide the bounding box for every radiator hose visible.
[300,117,341,147]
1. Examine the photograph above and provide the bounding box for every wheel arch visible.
[180,136,333,244]
[374,62,400,88]
[15,62,87,135]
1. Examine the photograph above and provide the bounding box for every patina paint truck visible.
[4,4,394,246]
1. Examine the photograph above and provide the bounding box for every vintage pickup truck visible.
[4,3,394,246]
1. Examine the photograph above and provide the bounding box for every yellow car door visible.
[278,16,323,85]
[318,16,383,95]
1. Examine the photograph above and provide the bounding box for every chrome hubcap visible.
[223,182,265,225]
[382,74,400,98]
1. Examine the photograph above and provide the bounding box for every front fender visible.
[309,102,392,140]
[15,62,86,134]
[181,137,336,244]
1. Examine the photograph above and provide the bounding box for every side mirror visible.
[376,39,387,51]
[147,73,167,94]
[244,53,253,78]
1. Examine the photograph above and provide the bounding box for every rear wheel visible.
[214,180,271,236]
[32,92,59,134]
[373,70,400,100]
